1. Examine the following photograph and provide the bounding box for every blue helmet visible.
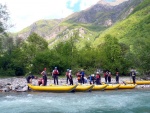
[67,69,69,71]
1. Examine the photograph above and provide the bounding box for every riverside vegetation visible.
[0,0,150,79]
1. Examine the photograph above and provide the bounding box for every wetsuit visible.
[69,73,73,85]
[90,75,95,84]
[80,71,85,84]
[42,71,47,86]
[66,72,69,84]
[104,72,108,83]
[26,75,35,90]
[116,73,119,83]
[26,75,35,83]
[131,71,136,84]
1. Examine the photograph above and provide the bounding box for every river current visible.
[0,89,150,113]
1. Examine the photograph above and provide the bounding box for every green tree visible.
[21,33,48,73]
[99,34,128,74]
[0,4,9,54]
[0,4,9,34]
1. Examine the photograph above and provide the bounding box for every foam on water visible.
[0,90,150,113]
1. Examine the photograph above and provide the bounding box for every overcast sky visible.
[1,0,115,33]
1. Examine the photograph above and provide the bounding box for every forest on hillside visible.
[0,0,150,77]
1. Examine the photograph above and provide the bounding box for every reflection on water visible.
[0,89,150,113]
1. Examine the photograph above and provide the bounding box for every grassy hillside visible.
[93,0,150,73]
[94,0,150,46]
[17,19,61,37]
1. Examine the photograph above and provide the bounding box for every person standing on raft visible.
[66,69,70,84]
[130,68,136,84]
[41,68,47,86]
[76,70,81,83]
[108,71,112,83]
[80,69,85,84]
[52,67,59,85]
[104,71,108,83]
[68,70,73,85]
[116,71,119,83]
[95,72,101,85]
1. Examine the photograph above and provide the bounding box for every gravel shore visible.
[0,76,150,92]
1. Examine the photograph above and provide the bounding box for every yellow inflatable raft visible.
[75,84,94,92]
[118,84,137,89]
[28,84,77,92]
[125,81,150,85]
[92,84,108,91]
[105,84,120,90]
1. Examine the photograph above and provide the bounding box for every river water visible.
[0,89,150,113]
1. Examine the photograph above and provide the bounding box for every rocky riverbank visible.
[0,76,150,92]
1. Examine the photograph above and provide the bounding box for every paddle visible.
[121,80,126,85]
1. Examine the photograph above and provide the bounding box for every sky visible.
[0,0,115,33]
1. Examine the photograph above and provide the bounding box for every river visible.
[0,89,150,113]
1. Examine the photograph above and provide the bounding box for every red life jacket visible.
[96,74,100,79]
[66,72,69,77]
[53,70,59,75]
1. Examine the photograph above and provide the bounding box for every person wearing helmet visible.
[130,68,136,84]
[95,72,101,85]
[89,74,95,84]
[76,70,81,83]
[68,70,73,85]
[80,69,85,84]
[52,67,59,85]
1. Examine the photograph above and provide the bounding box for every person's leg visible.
[132,76,134,84]
[98,78,100,84]
[44,77,47,86]
[66,77,68,84]
[92,79,95,84]
[96,79,98,84]
[109,77,111,83]
[42,79,44,86]
[72,79,73,85]
[82,77,84,84]
[54,75,56,84]
[105,76,107,83]
[133,76,135,84]
[56,75,58,85]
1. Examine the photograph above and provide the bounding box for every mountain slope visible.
[12,0,143,49]
[93,0,150,46]
[14,19,62,40]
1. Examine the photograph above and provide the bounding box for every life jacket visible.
[96,74,100,79]
[53,69,59,75]
[80,71,85,77]
[104,73,107,77]
[76,72,81,80]
[66,72,69,77]
[132,72,136,76]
